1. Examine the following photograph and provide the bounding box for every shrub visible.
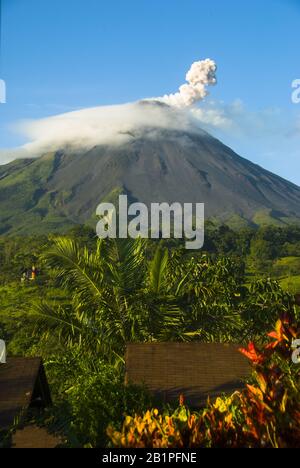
[43,353,153,448]
[107,312,300,448]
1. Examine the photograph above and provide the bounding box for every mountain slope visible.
[1,127,300,235]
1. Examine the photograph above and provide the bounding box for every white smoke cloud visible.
[0,101,204,163]
[193,100,287,137]
[157,59,217,108]
[1,57,299,183]
[0,58,219,164]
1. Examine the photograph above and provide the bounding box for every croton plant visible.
[107,312,300,448]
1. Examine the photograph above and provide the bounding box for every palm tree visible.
[33,235,259,367]
[33,237,188,363]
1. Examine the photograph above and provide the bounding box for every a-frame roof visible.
[0,357,52,430]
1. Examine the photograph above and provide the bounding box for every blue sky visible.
[0,0,300,183]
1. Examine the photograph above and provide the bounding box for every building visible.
[0,357,61,448]
[125,342,251,407]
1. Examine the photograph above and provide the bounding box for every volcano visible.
[1,101,300,235]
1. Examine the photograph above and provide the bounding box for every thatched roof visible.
[11,425,62,449]
[0,357,52,430]
[125,343,251,407]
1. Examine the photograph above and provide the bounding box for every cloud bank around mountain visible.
[0,58,218,162]
[0,57,299,173]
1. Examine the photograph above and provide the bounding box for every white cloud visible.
[1,98,299,167]
[1,54,300,176]
[191,99,287,137]
[157,59,217,108]
[0,101,203,164]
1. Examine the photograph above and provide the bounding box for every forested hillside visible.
[0,224,300,447]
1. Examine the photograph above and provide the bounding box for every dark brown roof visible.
[0,357,52,430]
[125,343,251,407]
[12,425,62,449]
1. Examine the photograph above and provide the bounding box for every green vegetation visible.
[0,223,300,447]
[0,154,75,235]
[108,314,300,448]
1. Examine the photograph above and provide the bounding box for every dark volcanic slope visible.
[1,128,300,234]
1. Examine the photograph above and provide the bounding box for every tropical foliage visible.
[32,236,293,364]
[1,227,300,447]
[108,313,300,448]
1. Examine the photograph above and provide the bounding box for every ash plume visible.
[0,58,218,163]
[157,59,217,108]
